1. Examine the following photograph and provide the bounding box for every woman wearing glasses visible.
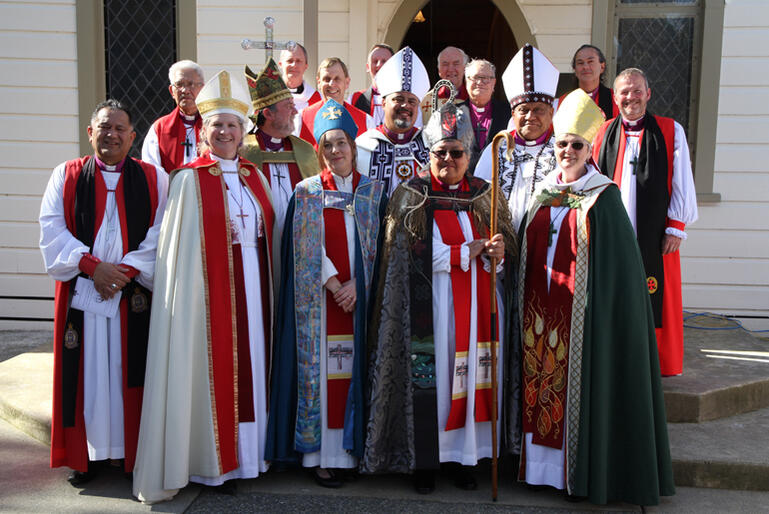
[361,102,517,494]
[517,89,674,505]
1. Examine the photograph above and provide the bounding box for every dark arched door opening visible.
[401,0,518,102]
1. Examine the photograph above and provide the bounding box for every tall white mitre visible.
[195,70,253,122]
[502,44,560,108]
[375,46,430,101]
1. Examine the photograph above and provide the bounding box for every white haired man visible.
[141,60,204,173]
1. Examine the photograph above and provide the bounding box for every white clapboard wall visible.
[680,0,769,331]
[0,0,78,329]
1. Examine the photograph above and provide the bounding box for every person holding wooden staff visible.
[360,100,517,494]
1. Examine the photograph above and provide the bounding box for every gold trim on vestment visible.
[251,89,293,111]
[222,174,240,449]
[518,172,610,494]
[194,170,223,475]
[197,98,250,118]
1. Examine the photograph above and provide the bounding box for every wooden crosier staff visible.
[488,130,514,501]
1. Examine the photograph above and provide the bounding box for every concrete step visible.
[662,327,769,423]
[668,405,769,491]
[0,352,51,445]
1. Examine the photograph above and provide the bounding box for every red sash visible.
[155,107,201,172]
[522,206,577,448]
[255,131,304,188]
[320,168,361,428]
[193,153,274,473]
[432,183,494,431]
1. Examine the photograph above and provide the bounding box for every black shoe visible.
[565,493,586,503]
[67,469,97,487]
[453,466,477,491]
[525,483,549,492]
[413,469,436,494]
[313,467,343,488]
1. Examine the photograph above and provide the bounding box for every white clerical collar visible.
[211,153,239,172]
[448,182,461,190]
[622,116,642,127]
[181,113,197,122]
[270,137,282,144]
[102,164,117,172]
[475,106,485,113]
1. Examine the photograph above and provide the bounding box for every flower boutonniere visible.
[536,187,585,209]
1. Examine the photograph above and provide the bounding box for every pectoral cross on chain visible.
[181,137,193,157]
[548,222,557,247]
[241,17,297,60]
[629,154,641,175]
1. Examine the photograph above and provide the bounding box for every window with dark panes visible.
[613,0,701,161]
[104,0,177,158]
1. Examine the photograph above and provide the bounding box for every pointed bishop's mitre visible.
[502,44,559,108]
[375,46,430,101]
[195,70,252,122]
[245,58,293,111]
[552,89,606,144]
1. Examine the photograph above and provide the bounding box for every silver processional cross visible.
[241,16,297,60]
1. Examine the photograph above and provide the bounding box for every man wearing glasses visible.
[475,45,560,232]
[463,59,510,174]
[141,60,205,173]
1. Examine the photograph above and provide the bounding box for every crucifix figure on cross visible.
[241,16,297,61]
[328,343,353,370]
[629,153,641,175]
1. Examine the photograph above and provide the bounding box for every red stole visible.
[52,156,158,472]
[320,168,361,428]
[431,176,494,431]
[154,106,201,172]
[522,206,578,448]
[300,100,369,147]
[255,131,304,188]
[192,152,274,473]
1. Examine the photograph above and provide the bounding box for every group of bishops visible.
[39,39,697,507]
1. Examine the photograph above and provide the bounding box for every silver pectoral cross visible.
[241,16,297,60]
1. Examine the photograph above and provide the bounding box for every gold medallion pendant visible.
[131,288,149,313]
[64,322,79,349]
[396,162,412,179]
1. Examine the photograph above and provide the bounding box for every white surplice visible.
[475,135,557,233]
[431,204,504,465]
[302,170,358,470]
[263,137,294,236]
[617,119,698,238]
[141,114,198,173]
[39,159,168,461]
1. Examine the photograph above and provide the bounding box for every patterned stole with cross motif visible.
[321,168,361,428]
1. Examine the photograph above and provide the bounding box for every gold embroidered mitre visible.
[195,70,252,122]
[552,89,606,144]
[245,58,293,111]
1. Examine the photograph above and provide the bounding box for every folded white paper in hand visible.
[71,276,121,318]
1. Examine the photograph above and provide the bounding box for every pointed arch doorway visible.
[386,0,535,102]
